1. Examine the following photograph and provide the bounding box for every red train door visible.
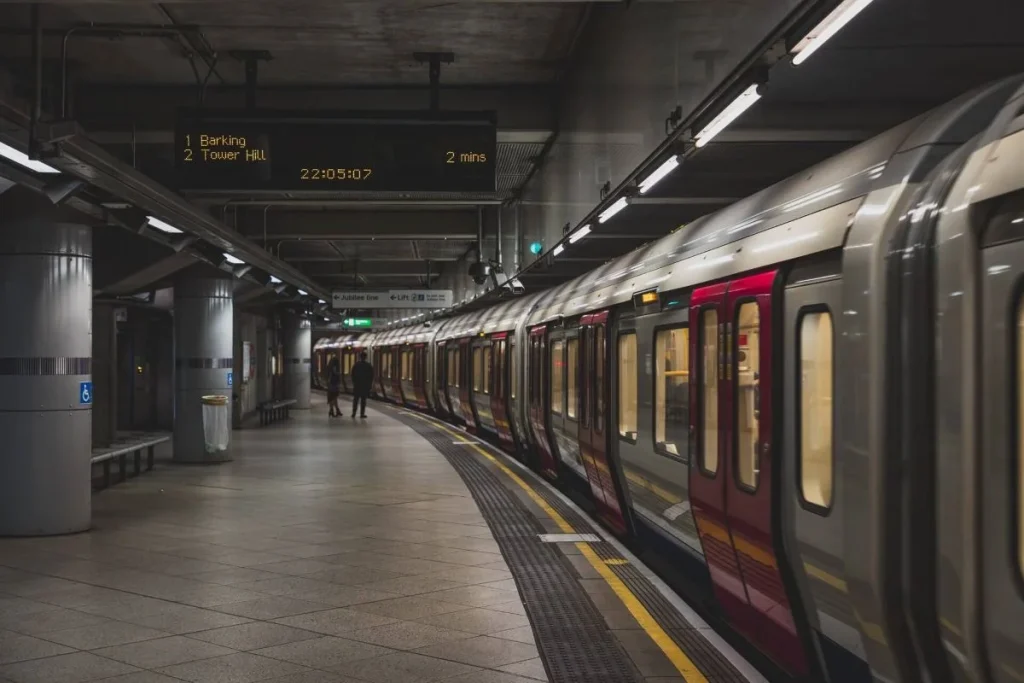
[458,338,476,431]
[490,333,514,449]
[528,325,558,479]
[579,311,627,534]
[689,271,808,677]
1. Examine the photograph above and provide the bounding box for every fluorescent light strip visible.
[568,224,591,244]
[553,244,565,256]
[146,216,183,234]
[270,275,282,284]
[638,155,680,194]
[695,85,762,148]
[598,197,629,223]
[0,141,60,174]
[223,253,245,265]
[297,289,308,296]
[792,0,875,66]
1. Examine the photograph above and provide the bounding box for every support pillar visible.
[282,313,311,409]
[0,189,92,536]
[173,276,233,462]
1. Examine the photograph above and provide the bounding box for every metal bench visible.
[91,434,171,489]
[259,398,297,426]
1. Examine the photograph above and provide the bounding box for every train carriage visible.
[359,77,1024,683]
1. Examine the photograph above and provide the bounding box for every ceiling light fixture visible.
[694,84,762,148]
[568,224,591,244]
[553,244,565,256]
[598,197,629,223]
[269,275,282,284]
[223,253,245,265]
[0,140,59,174]
[318,298,326,304]
[146,216,183,234]
[638,155,680,194]
[791,0,875,66]
[297,289,308,296]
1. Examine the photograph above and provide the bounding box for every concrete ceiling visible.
[0,0,594,295]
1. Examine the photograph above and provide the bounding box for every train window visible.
[618,333,638,440]
[595,326,606,433]
[483,346,493,396]
[700,309,719,475]
[655,327,689,458]
[510,343,517,400]
[551,340,565,414]
[735,302,761,491]
[567,338,579,419]
[473,347,482,393]
[799,310,834,510]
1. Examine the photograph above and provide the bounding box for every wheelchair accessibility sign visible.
[79,381,93,405]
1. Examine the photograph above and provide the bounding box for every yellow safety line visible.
[403,410,710,683]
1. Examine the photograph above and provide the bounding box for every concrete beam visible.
[99,250,197,295]
[72,84,556,133]
[299,260,438,277]
[239,210,480,241]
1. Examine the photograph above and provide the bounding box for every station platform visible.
[0,396,763,683]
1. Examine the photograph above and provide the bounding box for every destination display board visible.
[175,110,497,193]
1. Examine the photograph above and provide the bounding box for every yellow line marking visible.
[604,558,630,566]
[402,410,710,683]
[803,562,848,593]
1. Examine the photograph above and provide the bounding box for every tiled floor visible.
[0,399,547,683]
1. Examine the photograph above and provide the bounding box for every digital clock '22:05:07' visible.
[300,168,373,181]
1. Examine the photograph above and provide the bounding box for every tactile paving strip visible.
[392,411,643,683]
[393,408,749,683]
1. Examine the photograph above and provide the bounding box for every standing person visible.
[326,357,342,418]
[350,351,373,418]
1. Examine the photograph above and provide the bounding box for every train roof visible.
[376,77,1024,340]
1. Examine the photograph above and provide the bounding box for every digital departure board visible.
[174,110,497,193]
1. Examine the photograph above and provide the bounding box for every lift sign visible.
[79,381,93,405]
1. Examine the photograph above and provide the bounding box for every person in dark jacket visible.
[350,351,374,418]
[326,357,342,418]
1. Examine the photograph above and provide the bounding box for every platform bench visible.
[91,434,171,490]
[259,399,297,426]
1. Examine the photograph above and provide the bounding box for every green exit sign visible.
[343,318,373,328]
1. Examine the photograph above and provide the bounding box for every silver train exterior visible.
[318,77,1024,683]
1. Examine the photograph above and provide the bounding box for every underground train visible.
[314,77,1024,683]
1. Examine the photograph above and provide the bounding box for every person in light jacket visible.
[350,352,374,418]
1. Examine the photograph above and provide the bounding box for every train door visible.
[490,333,514,449]
[579,311,627,534]
[690,270,810,677]
[458,338,476,430]
[977,196,1024,683]
[528,325,558,479]
[436,341,449,417]
[424,343,434,412]
[507,338,525,453]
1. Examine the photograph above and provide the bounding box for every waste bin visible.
[201,395,230,454]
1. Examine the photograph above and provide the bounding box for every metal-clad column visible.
[283,313,311,409]
[0,189,92,536]
[174,276,233,462]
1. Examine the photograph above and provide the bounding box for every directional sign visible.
[79,381,93,405]
[343,318,373,328]
[332,291,387,309]
[386,289,453,309]
[332,289,452,310]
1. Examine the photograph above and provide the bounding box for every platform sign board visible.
[343,318,373,328]
[332,290,452,310]
[175,109,497,193]
[79,381,93,405]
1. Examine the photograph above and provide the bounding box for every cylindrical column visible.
[174,276,233,463]
[283,313,311,409]
[0,189,92,536]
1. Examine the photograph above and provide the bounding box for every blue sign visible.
[227,372,233,387]
[79,381,93,405]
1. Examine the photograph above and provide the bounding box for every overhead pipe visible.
[495,206,503,272]
[29,4,41,158]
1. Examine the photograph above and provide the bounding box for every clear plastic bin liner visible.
[201,395,230,453]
